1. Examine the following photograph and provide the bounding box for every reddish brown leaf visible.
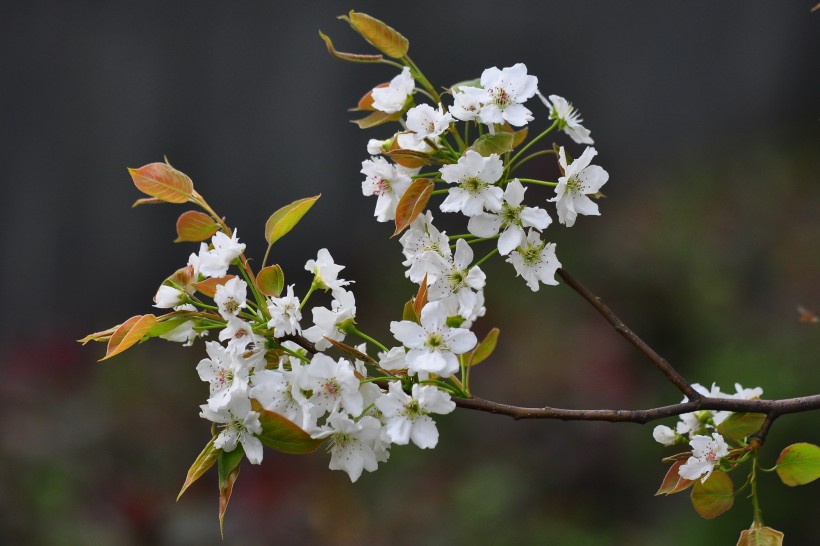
[351,109,403,129]
[318,30,384,64]
[175,211,219,243]
[412,275,429,319]
[655,460,694,495]
[131,197,165,207]
[736,524,784,546]
[101,314,157,361]
[393,179,433,237]
[324,337,378,367]
[193,275,236,298]
[343,11,409,59]
[128,162,193,204]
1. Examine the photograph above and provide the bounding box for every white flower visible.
[439,150,504,217]
[427,239,486,307]
[199,396,264,464]
[302,289,357,351]
[390,300,477,378]
[266,284,302,338]
[213,277,247,320]
[467,179,552,255]
[196,341,252,411]
[361,156,412,222]
[378,346,409,372]
[399,211,452,284]
[551,147,609,227]
[198,230,246,278]
[218,316,260,355]
[405,104,452,145]
[506,229,561,291]
[304,248,352,295]
[367,138,387,155]
[371,67,414,114]
[678,433,730,483]
[538,92,593,145]
[733,383,763,400]
[153,284,184,308]
[375,382,455,448]
[472,63,538,128]
[159,320,201,346]
[300,353,364,417]
[450,88,482,122]
[312,412,383,482]
[653,425,678,446]
[250,364,316,433]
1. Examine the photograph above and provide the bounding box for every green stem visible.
[751,452,763,525]
[404,56,440,104]
[473,247,499,269]
[299,283,318,311]
[448,233,474,240]
[350,327,389,353]
[518,178,558,187]
[507,120,559,176]
[431,189,450,196]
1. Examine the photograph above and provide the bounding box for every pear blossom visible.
[470,63,538,128]
[213,277,247,320]
[538,92,593,145]
[378,346,409,372]
[361,156,412,222]
[678,433,730,483]
[300,353,364,417]
[302,289,357,351]
[390,300,477,378]
[427,239,486,308]
[375,381,455,448]
[159,319,200,346]
[449,88,482,122]
[399,211,452,284]
[219,316,261,355]
[367,138,387,155]
[200,396,264,464]
[652,425,678,446]
[266,284,303,337]
[506,229,561,291]
[304,248,352,295]
[198,230,246,278]
[551,147,609,227]
[439,289,487,329]
[405,104,452,145]
[154,284,184,308]
[467,179,552,255]
[312,412,384,482]
[371,67,414,114]
[196,341,251,411]
[250,363,317,432]
[439,150,504,217]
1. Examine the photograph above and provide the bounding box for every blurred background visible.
[2,1,819,544]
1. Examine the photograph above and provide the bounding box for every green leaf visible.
[512,127,529,149]
[264,195,320,245]
[385,148,435,169]
[736,524,784,546]
[393,178,433,237]
[690,471,734,519]
[655,460,694,496]
[256,265,285,297]
[468,132,515,157]
[174,210,219,243]
[253,401,324,454]
[147,317,190,338]
[402,298,418,323]
[318,30,384,63]
[717,413,767,442]
[100,314,157,361]
[467,328,500,367]
[351,109,402,129]
[342,11,409,58]
[776,442,820,486]
[217,446,243,537]
[177,437,220,501]
[128,162,194,204]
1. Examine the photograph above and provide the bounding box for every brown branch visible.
[557,268,700,400]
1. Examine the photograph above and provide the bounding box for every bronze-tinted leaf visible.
[343,11,409,59]
[193,275,236,298]
[318,30,384,63]
[217,446,243,536]
[78,325,118,345]
[655,460,694,496]
[128,162,193,204]
[324,337,378,367]
[256,265,285,297]
[467,328,500,367]
[512,127,529,149]
[468,132,515,157]
[776,442,820,486]
[175,211,219,243]
[100,314,157,361]
[736,524,784,546]
[690,471,734,519]
[393,178,433,237]
[131,197,165,207]
[352,109,403,129]
[386,148,435,169]
[412,275,429,319]
[253,400,324,454]
[264,195,320,245]
[177,437,220,501]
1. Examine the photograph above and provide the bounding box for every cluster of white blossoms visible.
[652,382,763,482]
[152,230,461,482]
[361,62,608,299]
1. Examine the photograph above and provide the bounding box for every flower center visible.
[463,177,486,194]
[375,179,391,195]
[521,246,542,266]
[490,87,511,109]
[425,333,445,350]
[224,298,240,314]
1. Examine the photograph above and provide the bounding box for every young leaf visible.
[193,275,236,299]
[467,328,500,367]
[252,401,324,454]
[412,275,429,319]
[217,446,243,536]
[736,524,784,546]
[690,471,734,519]
[178,437,220,501]
[716,413,767,442]
[128,162,194,204]
[512,127,529,149]
[655,460,694,496]
[352,84,386,111]
[402,298,418,323]
[264,195,321,245]
[324,337,378,367]
[78,325,119,345]
[131,197,165,207]
[468,132,515,157]
[147,316,191,338]
[175,210,219,243]
[256,265,285,297]
[352,109,403,129]
[775,442,820,486]
[342,11,409,59]
[100,314,157,361]
[393,178,433,237]
[318,30,384,63]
